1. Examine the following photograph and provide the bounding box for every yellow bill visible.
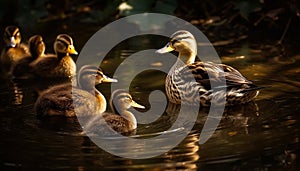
[155,43,175,54]
[102,75,118,83]
[130,100,145,109]
[67,45,78,55]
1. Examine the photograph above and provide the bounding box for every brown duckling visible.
[35,65,117,118]
[84,89,145,136]
[30,34,78,78]
[12,35,46,78]
[0,26,29,77]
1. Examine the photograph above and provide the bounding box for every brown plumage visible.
[84,89,145,136]
[30,34,78,78]
[156,30,261,106]
[35,65,117,118]
[12,35,46,78]
[0,26,29,77]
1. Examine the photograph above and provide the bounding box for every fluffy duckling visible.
[35,65,117,118]
[0,26,29,77]
[30,34,78,78]
[156,30,261,106]
[12,35,46,78]
[84,89,145,136]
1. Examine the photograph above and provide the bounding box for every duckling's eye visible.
[14,33,20,39]
[171,39,179,46]
[96,71,103,77]
[124,96,132,101]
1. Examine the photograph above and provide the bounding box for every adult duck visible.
[156,30,260,106]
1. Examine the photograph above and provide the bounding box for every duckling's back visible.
[84,113,136,136]
[35,83,102,118]
[35,84,75,117]
[30,54,76,78]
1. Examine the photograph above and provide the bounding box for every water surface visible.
[0,33,300,170]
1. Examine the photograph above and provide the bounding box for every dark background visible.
[1,0,300,57]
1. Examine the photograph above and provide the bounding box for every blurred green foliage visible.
[0,0,298,25]
[0,0,299,41]
[119,0,177,16]
[235,0,262,19]
[0,0,46,26]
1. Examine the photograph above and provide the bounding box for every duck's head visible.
[3,26,22,48]
[54,34,78,56]
[156,30,197,64]
[110,89,145,114]
[77,65,117,90]
[28,35,45,59]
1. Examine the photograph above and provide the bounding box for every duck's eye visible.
[14,33,20,38]
[171,39,178,46]
[96,71,103,76]
[124,96,132,101]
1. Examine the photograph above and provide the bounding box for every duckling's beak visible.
[102,75,118,83]
[130,100,145,109]
[67,45,78,55]
[155,43,174,54]
[9,37,16,47]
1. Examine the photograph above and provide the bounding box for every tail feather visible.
[240,85,270,93]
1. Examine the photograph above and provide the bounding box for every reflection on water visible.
[0,36,300,170]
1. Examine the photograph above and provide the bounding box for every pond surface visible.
[0,29,300,170]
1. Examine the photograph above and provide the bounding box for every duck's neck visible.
[93,89,107,114]
[112,104,137,129]
[33,53,44,60]
[120,110,137,129]
[56,52,67,60]
[173,51,196,70]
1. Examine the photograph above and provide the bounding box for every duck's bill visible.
[102,75,118,83]
[155,43,174,54]
[67,45,78,55]
[9,37,16,47]
[131,100,145,109]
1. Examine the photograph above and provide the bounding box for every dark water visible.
[1,33,300,170]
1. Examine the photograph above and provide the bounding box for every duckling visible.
[35,65,117,118]
[84,89,145,136]
[0,26,29,77]
[12,35,46,78]
[30,34,78,78]
[156,30,261,106]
